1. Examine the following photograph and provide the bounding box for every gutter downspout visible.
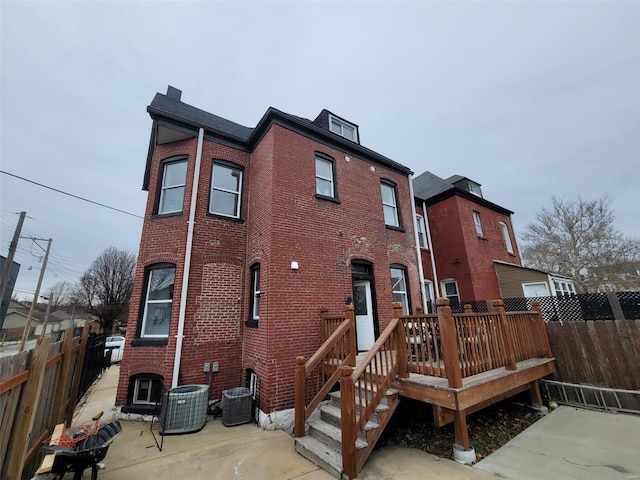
[172,127,204,389]
[423,200,440,298]
[409,177,428,313]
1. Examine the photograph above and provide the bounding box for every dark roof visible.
[148,93,253,141]
[143,89,411,190]
[493,260,573,280]
[413,171,513,215]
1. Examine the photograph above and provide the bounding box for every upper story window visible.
[329,114,357,142]
[390,265,410,314]
[415,215,427,248]
[210,161,243,219]
[499,221,514,254]
[468,182,482,197]
[315,154,337,199]
[552,278,576,297]
[249,264,261,325]
[473,211,484,237]
[158,158,187,215]
[441,279,460,309]
[381,180,400,228]
[140,265,175,338]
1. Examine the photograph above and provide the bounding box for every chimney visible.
[166,85,182,102]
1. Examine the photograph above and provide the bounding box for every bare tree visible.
[47,281,74,310]
[75,247,136,333]
[521,195,640,293]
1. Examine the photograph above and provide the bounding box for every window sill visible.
[121,403,161,415]
[385,225,405,233]
[315,194,341,204]
[131,338,168,347]
[206,212,244,223]
[245,320,259,328]
[151,211,183,220]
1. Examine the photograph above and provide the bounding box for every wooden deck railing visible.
[294,306,356,438]
[321,308,348,343]
[399,311,444,377]
[340,302,408,478]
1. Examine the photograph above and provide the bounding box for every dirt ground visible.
[377,393,544,461]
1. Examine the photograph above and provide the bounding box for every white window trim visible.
[381,182,400,227]
[315,156,335,197]
[133,378,155,404]
[159,160,187,214]
[328,114,357,141]
[423,280,435,313]
[441,279,460,305]
[499,221,514,254]
[473,211,484,237]
[210,163,243,218]
[251,265,260,321]
[140,267,174,338]
[469,182,482,197]
[550,277,576,296]
[415,215,427,249]
[391,267,409,314]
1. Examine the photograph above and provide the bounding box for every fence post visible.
[606,292,625,320]
[493,300,517,370]
[437,298,463,388]
[340,365,356,480]
[5,336,51,480]
[67,323,90,425]
[320,308,329,342]
[294,356,306,438]
[531,301,552,357]
[464,304,473,314]
[52,328,74,425]
[345,305,356,366]
[392,302,408,378]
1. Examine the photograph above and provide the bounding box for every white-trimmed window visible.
[210,162,243,218]
[141,266,175,338]
[552,278,576,297]
[315,155,336,198]
[250,264,260,323]
[381,181,400,228]
[329,114,357,141]
[132,376,163,405]
[468,182,482,197]
[499,221,514,254]
[416,215,427,248]
[158,159,187,214]
[391,266,410,314]
[473,211,484,237]
[423,280,435,313]
[441,279,460,307]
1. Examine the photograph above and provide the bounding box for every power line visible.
[1,170,144,219]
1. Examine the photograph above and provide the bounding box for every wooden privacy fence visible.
[0,325,90,480]
[546,319,640,391]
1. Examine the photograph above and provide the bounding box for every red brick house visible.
[116,87,421,424]
[413,172,523,310]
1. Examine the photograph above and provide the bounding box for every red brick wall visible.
[424,195,521,303]
[118,123,421,413]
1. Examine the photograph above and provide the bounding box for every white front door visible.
[353,280,375,351]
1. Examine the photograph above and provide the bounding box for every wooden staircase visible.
[295,385,400,479]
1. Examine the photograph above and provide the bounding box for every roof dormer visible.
[313,109,360,143]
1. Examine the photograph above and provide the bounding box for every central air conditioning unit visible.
[160,384,209,434]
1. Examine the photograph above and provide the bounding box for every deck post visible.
[437,298,463,389]
[464,304,473,313]
[320,308,329,342]
[340,365,357,479]
[453,409,470,450]
[529,380,544,409]
[493,299,517,371]
[392,302,408,378]
[345,305,356,366]
[294,356,307,438]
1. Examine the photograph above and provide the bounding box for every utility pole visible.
[0,211,26,305]
[19,238,52,352]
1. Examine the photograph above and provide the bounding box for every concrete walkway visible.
[73,366,640,479]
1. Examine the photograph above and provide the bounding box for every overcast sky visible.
[1,1,639,301]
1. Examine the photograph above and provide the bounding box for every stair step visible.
[329,390,395,409]
[308,419,368,451]
[320,404,380,433]
[295,436,343,479]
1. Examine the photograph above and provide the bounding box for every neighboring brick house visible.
[117,87,421,422]
[412,171,524,310]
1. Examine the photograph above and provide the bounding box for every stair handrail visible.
[294,305,356,438]
[340,302,408,478]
